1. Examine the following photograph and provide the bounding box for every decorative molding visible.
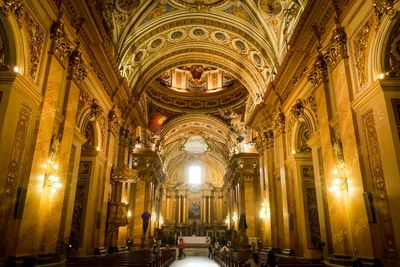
[353,19,372,87]
[88,98,103,121]
[68,46,88,83]
[307,52,328,87]
[324,17,348,68]
[24,12,45,81]
[0,0,24,27]
[361,109,398,260]
[108,107,120,135]
[259,128,274,151]
[50,18,73,64]
[111,163,138,182]
[290,98,306,120]
[0,103,32,258]
[0,27,7,68]
[374,0,398,25]
[76,88,89,123]
[273,111,286,134]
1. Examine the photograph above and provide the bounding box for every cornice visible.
[60,0,131,113]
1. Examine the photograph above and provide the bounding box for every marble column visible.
[132,180,146,245]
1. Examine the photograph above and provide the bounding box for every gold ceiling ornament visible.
[373,0,398,25]
[68,45,88,83]
[259,0,282,15]
[0,0,24,27]
[175,0,228,7]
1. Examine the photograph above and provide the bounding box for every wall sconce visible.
[232,212,238,222]
[127,210,132,218]
[134,142,142,149]
[329,168,349,196]
[238,162,244,168]
[132,159,138,167]
[224,215,230,225]
[252,162,257,168]
[259,202,270,220]
[145,160,151,167]
[43,159,62,193]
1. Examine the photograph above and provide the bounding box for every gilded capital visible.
[68,46,88,83]
[50,18,72,64]
[307,53,328,87]
[274,112,286,134]
[374,0,397,24]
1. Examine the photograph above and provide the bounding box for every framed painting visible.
[188,198,201,220]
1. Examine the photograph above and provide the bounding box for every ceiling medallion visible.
[168,29,187,42]
[189,27,208,39]
[183,135,209,155]
[115,0,140,13]
[147,37,166,51]
[211,31,229,44]
[250,51,263,68]
[232,38,248,53]
[133,49,146,64]
[259,0,282,15]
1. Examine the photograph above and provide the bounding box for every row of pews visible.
[67,248,176,267]
[214,249,325,267]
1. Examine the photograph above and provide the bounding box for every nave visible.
[1,0,400,267]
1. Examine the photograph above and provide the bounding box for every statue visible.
[218,108,246,141]
[142,211,151,234]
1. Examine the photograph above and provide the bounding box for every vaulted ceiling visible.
[95,0,307,188]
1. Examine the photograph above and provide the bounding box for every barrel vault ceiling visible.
[94,0,307,188]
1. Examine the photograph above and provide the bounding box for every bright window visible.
[188,165,201,184]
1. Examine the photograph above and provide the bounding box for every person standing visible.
[267,250,277,267]
[206,236,212,258]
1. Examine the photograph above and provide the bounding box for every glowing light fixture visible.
[43,159,62,193]
[329,167,349,196]
[259,202,270,220]
[232,212,238,222]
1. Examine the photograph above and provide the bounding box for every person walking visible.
[178,237,186,259]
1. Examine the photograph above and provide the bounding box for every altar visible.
[182,236,207,247]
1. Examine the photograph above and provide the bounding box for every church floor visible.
[170,256,219,267]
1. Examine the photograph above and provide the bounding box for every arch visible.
[289,107,317,153]
[77,107,106,151]
[130,46,267,99]
[160,114,236,186]
[0,13,27,74]
[117,14,279,99]
[369,11,400,81]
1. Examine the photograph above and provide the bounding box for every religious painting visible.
[188,198,201,220]
[303,184,321,249]
[301,165,314,180]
